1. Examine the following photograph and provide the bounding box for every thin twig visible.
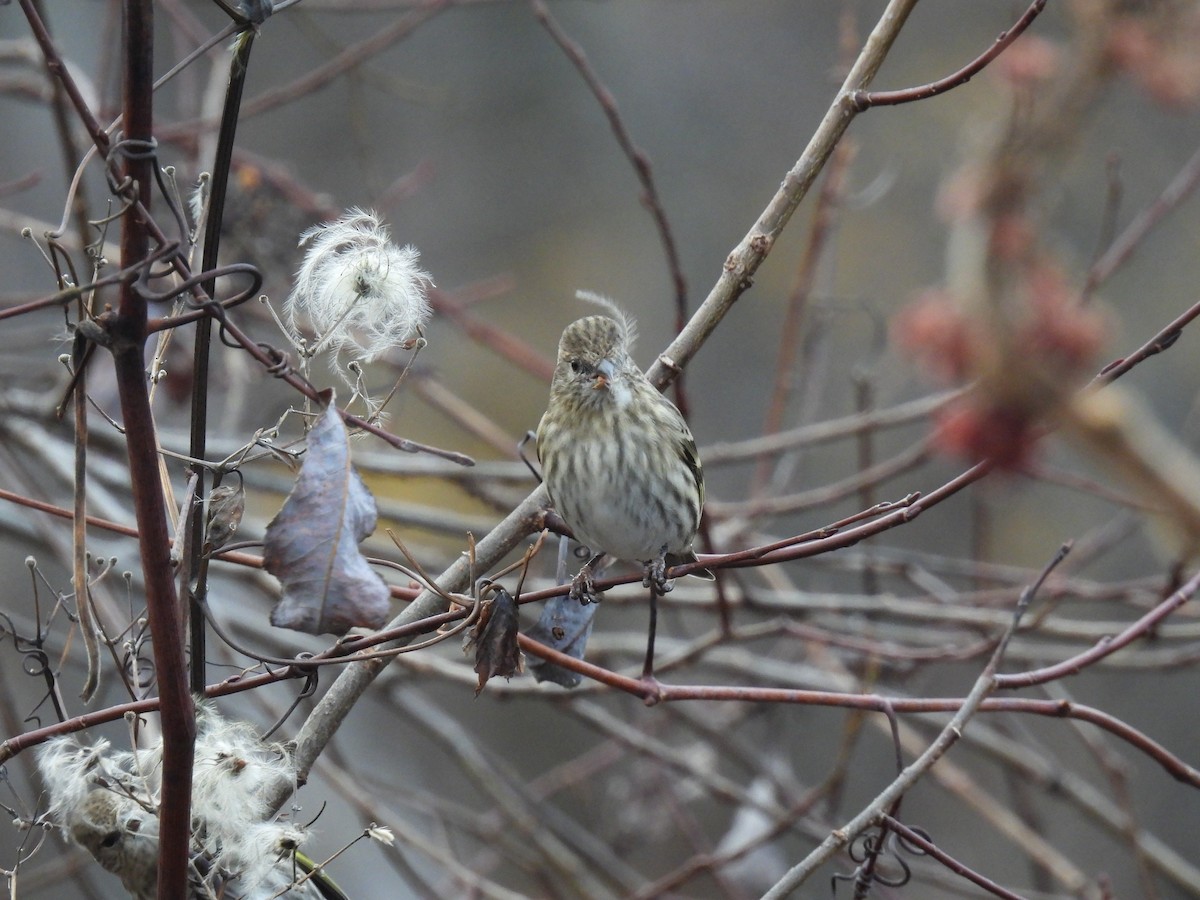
[761,543,1069,897]
[851,0,1048,109]
[644,0,919,390]
[531,0,688,325]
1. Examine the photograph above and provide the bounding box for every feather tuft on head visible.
[575,290,637,352]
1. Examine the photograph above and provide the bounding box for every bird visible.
[67,788,340,899]
[536,298,712,675]
[69,789,159,900]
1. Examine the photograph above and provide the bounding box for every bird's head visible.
[551,315,637,408]
[70,790,159,894]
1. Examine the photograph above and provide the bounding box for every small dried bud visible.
[205,482,246,551]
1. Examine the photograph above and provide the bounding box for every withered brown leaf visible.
[263,404,390,635]
[465,586,524,695]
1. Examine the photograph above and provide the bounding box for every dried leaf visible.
[525,593,596,688]
[263,405,389,635]
[204,482,245,551]
[465,586,523,695]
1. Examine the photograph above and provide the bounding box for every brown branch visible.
[1094,295,1200,386]
[752,138,856,494]
[643,0,919,390]
[16,0,111,153]
[110,4,195,898]
[882,815,1028,900]
[0,487,140,536]
[1085,142,1200,300]
[156,0,451,141]
[531,0,688,326]
[995,568,1200,689]
[852,0,1048,109]
[430,287,554,383]
[409,373,519,458]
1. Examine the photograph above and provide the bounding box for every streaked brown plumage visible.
[536,309,710,604]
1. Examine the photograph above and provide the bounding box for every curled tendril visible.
[87,129,267,350]
[0,611,67,727]
[21,650,50,680]
[845,831,877,865]
[893,823,932,858]
[260,663,319,741]
[141,260,263,315]
[103,136,159,198]
[87,194,139,228]
[831,829,916,896]
[113,136,159,162]
[144,261,265,359]
[258,344,293,377]
[129,653,157,692]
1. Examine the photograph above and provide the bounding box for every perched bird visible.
[536,299,712,676]
[69,790,159,900]
[66,788,337,899]
[39,717,343,900]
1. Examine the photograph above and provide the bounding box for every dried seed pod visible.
[205,482,245,552]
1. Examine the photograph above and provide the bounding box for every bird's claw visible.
[570,566,603,605]
[643,556,675,595]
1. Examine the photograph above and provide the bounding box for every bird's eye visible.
[569,359,583,374]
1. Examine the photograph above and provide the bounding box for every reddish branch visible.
[16,0,111,152]
[7,620,1197,792]
[752,139,856,495]
[995,568,1200,689]
[531,0,689,328]
[430,287,555,383]
[883,815,1028,900]
[1085,142,1200,299]
[155,0,451,142]
[105,3,196,898]
[851,0,1048,109]
[18,0,473,468]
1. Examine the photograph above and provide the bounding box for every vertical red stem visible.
[114,3,195,897]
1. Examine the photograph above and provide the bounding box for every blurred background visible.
[3,1,1200,897]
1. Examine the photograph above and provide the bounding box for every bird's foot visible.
[643,552,675,595]
[570,564,603,605]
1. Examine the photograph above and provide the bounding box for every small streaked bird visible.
[536,297,712,673]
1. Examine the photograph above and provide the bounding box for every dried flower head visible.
[367,824,396,846]
[37,704,315,899]
[286,208,432,370]
[36,736,124,825]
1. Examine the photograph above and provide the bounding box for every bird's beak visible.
[593,358,616,390]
